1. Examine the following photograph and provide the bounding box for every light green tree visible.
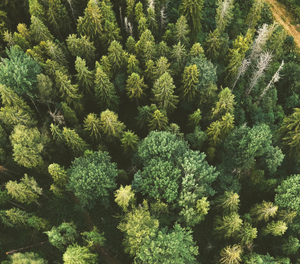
[282,236,300,255]
[148,110,168,131]
[152,72,179,114]
[5,252,47,264]
[188,109,202,128]
[236,222,257,246]
[250,201,278,223]
[107,40,128,74]
[47,0,70,35]
[48,163,68,188]
[75,57,94,95]
[189,42,204,57]
[246,0,264,29]
[10,125,44,169]
[30,16,54,43]
[118,200,159,256]
[181,64,199,102]
[6,179,39,204]
[211,88,236,120]
[121,130,139,153]
[153,56,171,79]
[63,244,97,264]
[214,213,243,238]
[126,73,148,106]
[127,54,140,75]
[115,185,135,212]
[84,113,102,141]
[216,191,240,214]
[263,220,287,236]
[100,109,126,141]
[220,244,242,264]
[175,16,190,45]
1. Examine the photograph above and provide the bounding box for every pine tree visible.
[282,236,300,255]
[55,70,81,105]
[115,185,135,212]
[6,179,39,204]
[188,109,202,128]
[181,64,199,102]
[107,40,128,74]
[121,130,139,153]
[127,54,140,75]
[6,252,47,264]
[157,41,171,58]
[100,109,126,141]
[126,73,148,106]
[126,0,135,22]
[77,0,103,43]
[153,56,171,79]
[47,0,70,35]
[215,0,234,34]
[66,34,96,64]
[246,0,264,29]
[220,244,242,264]
[148,109,168,131]
[48,163,68,187]
[94,66,119,111]
[30,16,54,43]
[63,244,97,264]
[204,28,221,61]
[237,222,257,246]
[28,0,45,20]
[211,88,236,120]
[135,2,145,23]
[126,36,136,54]
[75,57,94,95]
[214,213,242,238]
[62,127,88,156]
[61,102,78,125]
[189,42,204,57]
[42,40,68,67]
[84,113,102,141]
[135,29,156,61]
[152,72,179,114]
[216,191,240,214]
[175,16,190,45]
[179,0,204,38]
[263,220,287,236]
[250,201,278,223]
[171,41,187,70]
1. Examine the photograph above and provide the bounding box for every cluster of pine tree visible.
[0,0,300,263]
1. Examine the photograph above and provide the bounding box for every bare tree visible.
[246,51,273,96]
[231,58,251,90]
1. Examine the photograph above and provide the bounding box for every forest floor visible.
[265,0,300,49]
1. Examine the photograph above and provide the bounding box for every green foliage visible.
[263,220,287,236]
[45,222,78,251]
[30,16,54,43]
[126,73,148,103]
[81,227,106,248]
[214,213,243,238]
[148,109,169,131]
[75,57,94,95]
[67,151,118,208]
[61,102,78,125]
[84,113,102,141]
[114,185,135,212]
[135,224,199,263]
[11,124,44,168]
[5,252,47,264]
[0,46,41,97]
[186,126,207,150]
[211,88,236,120]
[118,200,159,256]
[181,64,200,102]
[250,200,278,222]
[220,244,242,264]
[48,163,68,187]
[121,130,139,153]
[275,174,300,214]
[63,244,97,264]
[215,191,240,214]
[237,222,257,245]
[282,236,300,255]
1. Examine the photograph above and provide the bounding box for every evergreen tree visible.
[189,42,204,57]
[250,201,278,223]
[214,213,243,238]
[246,0,264,29]
[181,64,199,102]
[100,109,126,141]
[175,16,190,45]
[205,29,222,61]
[216,191,240,214]
[282,236,300,255]
[107,40,128,75]
[47,0,70,35]
[75,57,94,95]
[152,72,179,114]
[48,163,68,188]
[94,66,119,111]
[148,109,168,131]
[215,0,234,34]
[5,252,47,264]
[153,56,171,79]
[126,73,148,106]
[30,16,54,43]
[220,244,242,264]
[28,0,45,20]
[66,35,96,64]
[237,222,257,246]
[63,244,97,264]
[61,102,78,125]
[263,221,287,236]
[114,185,135,212]
[121,130,139,153]
[84,113,102,141]
[212,88,236,120]
[6,179,39,204]
[127,54,141,75]
[188,109,202,128]
[179,0,204,38]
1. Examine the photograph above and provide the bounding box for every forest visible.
[0,0,300,263]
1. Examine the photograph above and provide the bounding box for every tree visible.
[246,0,264,29]
[47,0,70,35]
[282,236,300,255]
[157,41,171,58]
[126,73,148,106]
[215,191,240,214]
[204,28,222,61]
[215,0,234,34]
[10,124,44,168]
[152,72,178,114]
[75,57,93,95]
[175,16,190,45]
[61,102,78,125]
[28,0,45,20]
[135,29,156,61]
[118,200,159,256]
[148,109,169,131]
[135,224,199,264]
[48,163,68,187]
[181,64,199,102]
[237,222,257,246]
[84,113,102,141]
[188,109,202,128]
[220,244,242,264]
[153,56,171,79]
[62,127,88,156]
[179,0,204,38]
[0,46,41,97]
[100,109,126,141]
[81,227,106,249]
[114,185,135,212]
[275,174,300,214]
[5,252,47,264]
[107,40,128,74]
[66,35,96,64]
[30,16,54,43]
[189,43,204,57]
[171,41,187,71]
[121,130,139,153]
[63,244,97,264]
[211,88,236,120]
[66,151,118,208]
[77,0,103,44]
[45,222,78,251]
[250,201,278,223]
[127,54,140,75]
[94,66,119,111]
[263,221,287,236]
[214,213,243,238]
[277,108,300,158]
